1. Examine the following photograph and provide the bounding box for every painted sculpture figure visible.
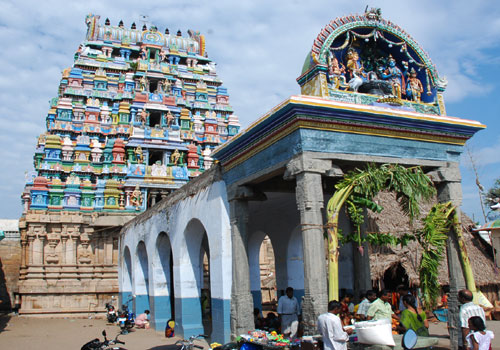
[380,55,405,98]
[406,68,424,102]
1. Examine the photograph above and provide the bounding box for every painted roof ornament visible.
[364,7,382,21]
[297,8,449,115]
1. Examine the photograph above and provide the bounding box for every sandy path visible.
[1,314,500,349]
[0,314,208,350]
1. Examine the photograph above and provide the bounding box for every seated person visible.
[397,295,429,336]
[135,309,150,329]
[264,312,280,332]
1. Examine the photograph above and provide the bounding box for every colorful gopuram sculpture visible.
[18,14,240,315]
[297,7,449,115]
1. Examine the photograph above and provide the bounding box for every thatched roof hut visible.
[365,192,500,300]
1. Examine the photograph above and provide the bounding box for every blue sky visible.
[0,0,499,223]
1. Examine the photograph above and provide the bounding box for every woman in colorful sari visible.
[398,294,429,336]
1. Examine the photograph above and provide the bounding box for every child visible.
[466,316,494,350]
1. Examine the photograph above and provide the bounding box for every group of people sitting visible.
[335,287,429,336]
[318,287,494,350]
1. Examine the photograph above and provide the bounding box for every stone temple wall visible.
[18,212,126,316]
[0,224,21,311]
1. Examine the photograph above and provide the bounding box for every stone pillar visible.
[430,163,465,350]
[21,240,28,268]
[150,190,157,206]
[27,235,35,265]
[285,156,330,335]
[228,186,258,338]
[104,233,113,265]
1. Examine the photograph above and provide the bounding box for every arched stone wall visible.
[119,180,232,343]
[248,230,267,310]
[151,232,173,331]
[120,246,133,308]
[134,241,150,316]
[287,225,304,306]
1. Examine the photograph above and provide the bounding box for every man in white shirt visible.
[277,287,300,338]
[458,289,486,350]
[317,300,353,350]
[356,290,377,320]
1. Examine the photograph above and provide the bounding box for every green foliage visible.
[339,231,415,247]
[415,202,452,311]
[334,163,436,233]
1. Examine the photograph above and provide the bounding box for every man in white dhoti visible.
[277,287,300,338]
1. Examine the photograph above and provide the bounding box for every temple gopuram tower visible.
[18,14,239,315]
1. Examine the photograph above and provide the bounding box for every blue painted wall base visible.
[134,294,150,317]
[175,297,204,340]
[211,298,231,343]
[150,295,172,332]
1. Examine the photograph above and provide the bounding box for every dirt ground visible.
[1,313,500,349]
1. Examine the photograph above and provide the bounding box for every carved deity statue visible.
[171,149,181,165]
[162,79,171,94]
[139,108,148,125]
[406,68,424,102]
[134,146,144,164]
[159,48,168,62]
[166,110,175,127]
[130,185,143,210]
[139,76,148,91]
[345,48,365,91]
[327,51,346,89]
[380,55,405,99]
[140,47,148,60]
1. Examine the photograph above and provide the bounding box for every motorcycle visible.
[117,297,135,334]
[81,330,127,350]
[105,302,117,324]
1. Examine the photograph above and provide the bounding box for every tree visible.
[326,163,435,301]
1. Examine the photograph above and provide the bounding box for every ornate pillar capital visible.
[284,156,332,180]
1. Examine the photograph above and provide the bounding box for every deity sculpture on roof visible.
[327,51,346,89]
[134,146,144,164]
[345,48,366,92]
[139,76,148,91]
[406,68,424,102]
[171,149,181,165]
[130,185,142,210]
[379,55,405,99]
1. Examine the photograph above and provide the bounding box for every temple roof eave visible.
[213,94,485,164]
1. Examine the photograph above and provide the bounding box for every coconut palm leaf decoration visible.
[415,202,451,310]
[326,163,436,301]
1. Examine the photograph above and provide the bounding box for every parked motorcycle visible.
[81,330,126,350]
[117,297,135,334]
[105,302,118,324]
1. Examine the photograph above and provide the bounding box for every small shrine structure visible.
[18,14,239,316]
[119,8,484,347]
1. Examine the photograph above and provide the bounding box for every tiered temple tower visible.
[18,14,239,315]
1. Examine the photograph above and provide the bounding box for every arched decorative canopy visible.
[297,8,448,115]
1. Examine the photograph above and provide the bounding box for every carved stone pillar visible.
[61,230,68,265]
[228,186,258,338]
[21,240,28,267]
[285,156,330,335]
[27,235,35,265]
[150,190,157,206]
[125,190,132,207]
[429,163,465,350]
